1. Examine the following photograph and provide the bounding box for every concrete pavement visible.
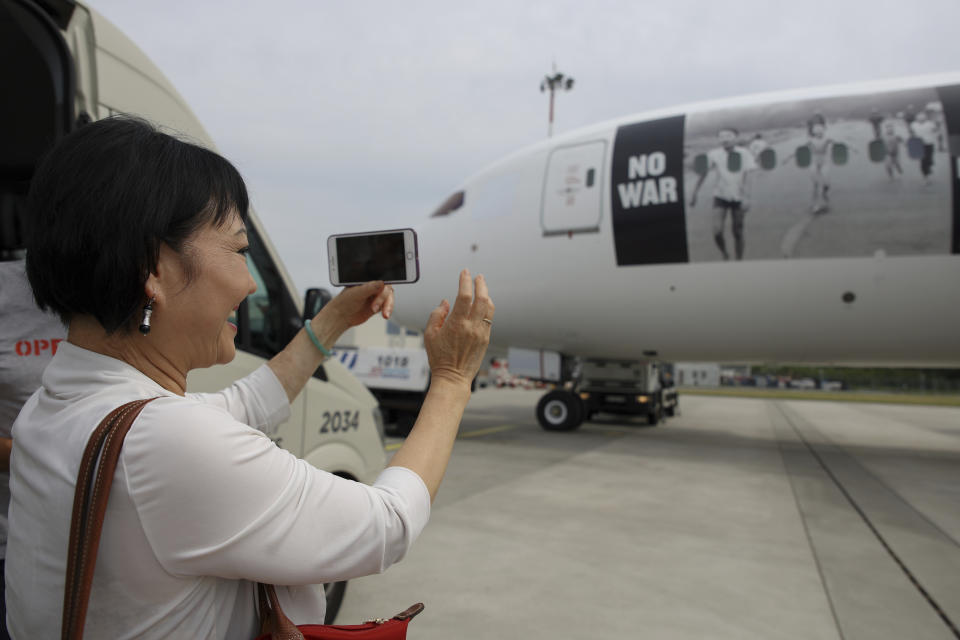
[336,389,960,639]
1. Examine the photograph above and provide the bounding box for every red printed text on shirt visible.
[14,338,63,357]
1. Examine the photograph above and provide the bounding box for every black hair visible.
[25,116,249,333]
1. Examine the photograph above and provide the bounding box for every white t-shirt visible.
[6,342,430,639]
[0,260,67,560]
[706,146,756,202]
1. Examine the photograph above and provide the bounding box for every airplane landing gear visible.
[536,389,584,431]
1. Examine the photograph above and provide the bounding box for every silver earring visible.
[139,298,155,335]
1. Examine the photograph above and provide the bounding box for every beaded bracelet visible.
[303,319,332,358]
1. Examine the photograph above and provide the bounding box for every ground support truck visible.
[329,346,431,436]
[577,359,677,425]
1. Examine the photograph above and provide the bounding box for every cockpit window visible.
[430,191,465,217]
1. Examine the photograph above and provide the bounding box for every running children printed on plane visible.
[682,85,953,262]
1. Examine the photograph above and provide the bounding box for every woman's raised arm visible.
[388,270,493,501]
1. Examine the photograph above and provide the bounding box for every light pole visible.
[540,63,574,137]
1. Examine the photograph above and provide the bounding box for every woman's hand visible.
[423,270,494,388]
[268,281,394,403]
[317,280,395,335]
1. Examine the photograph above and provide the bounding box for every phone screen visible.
[336,232,407,282]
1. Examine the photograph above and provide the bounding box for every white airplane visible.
[392,72,960,430]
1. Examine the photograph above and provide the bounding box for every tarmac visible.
[337,389,960,639]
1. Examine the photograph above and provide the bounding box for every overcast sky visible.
[85,0,960,295]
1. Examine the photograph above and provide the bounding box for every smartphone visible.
[327,228,420,286]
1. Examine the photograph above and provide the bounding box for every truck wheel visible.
[323,580,347,623]
[386,411,417,437]
[536,390,584,431]
[647,405,663,425]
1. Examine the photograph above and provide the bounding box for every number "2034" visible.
[320,410,360,433]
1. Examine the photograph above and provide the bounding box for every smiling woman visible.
[8,116,494,638]
[140,216,257,373]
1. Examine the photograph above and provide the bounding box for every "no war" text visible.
[616,151,678,209]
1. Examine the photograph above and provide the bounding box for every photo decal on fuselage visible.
[611,84,959,265]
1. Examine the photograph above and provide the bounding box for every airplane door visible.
[540,140,606,236]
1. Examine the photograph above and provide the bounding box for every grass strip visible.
[679,387,960,407]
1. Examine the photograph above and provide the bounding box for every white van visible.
[1,0,387,621]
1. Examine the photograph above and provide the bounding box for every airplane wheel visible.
[536,390,584,431]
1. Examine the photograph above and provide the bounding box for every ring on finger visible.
[482,318,493,325]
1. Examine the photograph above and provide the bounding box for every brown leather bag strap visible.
[61,398,159,640]
[62,401,132,632]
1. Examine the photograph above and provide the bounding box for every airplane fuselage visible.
[396,73,960,367]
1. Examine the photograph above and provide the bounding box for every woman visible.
[6,117,493,638]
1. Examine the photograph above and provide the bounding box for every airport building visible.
[675,362,721,387]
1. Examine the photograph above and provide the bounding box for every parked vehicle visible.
[1,0,388,621]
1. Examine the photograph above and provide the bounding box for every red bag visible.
[255,583,423,640]
[62,399,424,640]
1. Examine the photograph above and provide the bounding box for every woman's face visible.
[155,211,256,370]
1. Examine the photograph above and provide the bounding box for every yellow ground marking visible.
[458,424,517,439]
[384,423,517,451]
